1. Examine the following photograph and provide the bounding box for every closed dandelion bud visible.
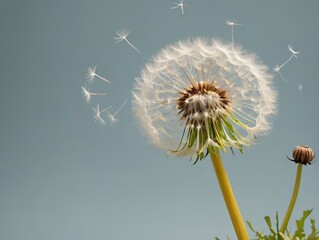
[288,145,315,165]
[280,145,315,234]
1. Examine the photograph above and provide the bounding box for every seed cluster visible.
[177,81,230,127]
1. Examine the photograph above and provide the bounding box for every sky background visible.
[0,0,318,239]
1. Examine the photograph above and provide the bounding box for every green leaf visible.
[247,220,257,233]
[265,216,277,235]
[279,232,292,240]
[248,211,319,240]
[276,212,280,237]
[294,209,313,239]
[247,220,265,239]
[308,218,319,239]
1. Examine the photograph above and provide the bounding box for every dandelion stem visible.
[280,164,303,234]
[209,148,249,240]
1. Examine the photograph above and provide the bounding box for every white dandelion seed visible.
[107,99,127,124]
[132,38,277,159]
[114,29,143,56]
[171,0,185,16]
[92,104,111,125]
[273,44,300,84]
[298,84,303,92]
[81,85,106,103]
[87,66,111,84]
[226,18,242,46]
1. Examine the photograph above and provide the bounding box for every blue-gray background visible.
[1,0,318,239]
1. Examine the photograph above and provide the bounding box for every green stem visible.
[209,148,250,240]
[280,164,303,234]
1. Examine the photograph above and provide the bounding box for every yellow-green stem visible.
[280,164,303,234]
[209,148,249,240]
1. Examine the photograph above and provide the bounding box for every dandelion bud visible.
[280,145,314,234]
[288,145,315,165]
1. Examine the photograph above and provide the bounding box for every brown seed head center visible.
[177,81,230,126]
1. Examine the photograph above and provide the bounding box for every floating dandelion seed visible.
[86,66,111,84]
[226,19,241,46]
[114,29,143,56]
[81,85,106,103]
[273,45,300,84]
[107,99,127,124]
[171,0,185,16]
[298,84,303,92]
[92,104,111,125]
[132,38,277,159]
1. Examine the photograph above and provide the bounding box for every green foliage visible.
[247,210,319,240]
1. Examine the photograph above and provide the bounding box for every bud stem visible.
[280,163,303,234]
[209,148,249,240]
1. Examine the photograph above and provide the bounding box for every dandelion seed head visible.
[132,38,277,159]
